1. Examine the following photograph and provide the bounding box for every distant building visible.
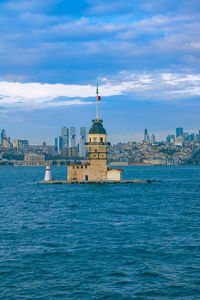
[61,127,69,148]
[1,129,6,145]
[69,127,76,147]
[176,127,183,138]
[60,147,78,158]
[185,133,195,142]
[2,137,12,149]
[175,135,184,146]
[170,135,175,144]
[68,147,78,158]
[13,139,29,150]
[166,134,175,144]
[144,128,149,143]
[151,134,156,144]
[79,127,87,157]
[198,130,200,143]
[24,153,45,166]
[55,137,63,153]
[143,158,166,165]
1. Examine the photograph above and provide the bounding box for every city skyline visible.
[0,0,199,143]
[1,126,200,146]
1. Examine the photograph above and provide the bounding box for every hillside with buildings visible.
[0,127,200,166]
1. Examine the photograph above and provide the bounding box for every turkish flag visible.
[98,96,101,101]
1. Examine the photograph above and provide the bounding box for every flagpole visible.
[96,83,99,121]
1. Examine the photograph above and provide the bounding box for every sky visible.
[0,0,200,144]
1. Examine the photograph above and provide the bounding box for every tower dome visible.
[89,119,106,135]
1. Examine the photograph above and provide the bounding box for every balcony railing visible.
[85,142,111,146]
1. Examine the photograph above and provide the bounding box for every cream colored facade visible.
[107,169,122,180]
[67,119,122,181]
[143,158,166,165]
[24,154,45,166]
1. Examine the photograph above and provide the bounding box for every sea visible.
[0,166,200,299]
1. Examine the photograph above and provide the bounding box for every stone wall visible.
[67,161,108,181]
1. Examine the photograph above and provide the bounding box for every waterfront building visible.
[69,127,76,148]
[67,87,122,181]
[61,127,69,148]
[176,127,183,138]
[79,127,87,157]
[24,153,45,166]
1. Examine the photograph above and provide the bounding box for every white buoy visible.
[44,166,52,181]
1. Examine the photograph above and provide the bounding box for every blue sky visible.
[0,0,200,144]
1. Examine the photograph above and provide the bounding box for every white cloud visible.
[0,71,199,111]
[0,81,95,110]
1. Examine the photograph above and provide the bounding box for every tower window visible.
[100,137,103,142]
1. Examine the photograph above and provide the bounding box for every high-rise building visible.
[176,127,183,138]
[69,127,76,147]
[13,139,29,149]
[55,137,63,153]
[170,135,175,144]
[61,127,69,148]
[79,127,87,157]
[151,134,156,144]
[144,129,149,142]
[1,129,6,145]
[198,130,200,143]
[2,137,11,149]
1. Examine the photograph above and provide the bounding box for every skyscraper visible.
[55,137,63,153]
[1,129,6,145]
[61,127,69,148]
[69,127,76,148]
[176,127,183,138]
[79,127,87,157]
[144,129,149,142]
[151,134,156,144]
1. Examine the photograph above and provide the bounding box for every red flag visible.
[98,96,101,101]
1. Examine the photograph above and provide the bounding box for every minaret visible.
[85,85,110,180]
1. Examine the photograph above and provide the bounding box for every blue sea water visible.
[0,166,200,299]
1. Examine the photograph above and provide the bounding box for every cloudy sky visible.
[0,0,200,144]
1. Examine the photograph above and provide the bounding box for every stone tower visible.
[85,119,110,181]
[67,85,122,182]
